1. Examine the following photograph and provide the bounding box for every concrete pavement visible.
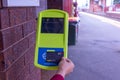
[66,12,120,80]
[90,11,120,21]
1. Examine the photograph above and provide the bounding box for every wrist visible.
[56,70,66,78]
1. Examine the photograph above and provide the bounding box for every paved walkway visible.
[92,11,120,21]
[66,12,120,80]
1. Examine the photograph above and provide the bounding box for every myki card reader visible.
[34,9,69,70]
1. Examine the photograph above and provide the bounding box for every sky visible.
[73,0,87,6]
[74,0,114,8]
[106,0,114,6]
[76,0,90,8]
[77,0,87,6]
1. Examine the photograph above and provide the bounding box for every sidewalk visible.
[66,12,120,80]
[90,11,120,21]
[106,11,120,21]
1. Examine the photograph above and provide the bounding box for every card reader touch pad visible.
[46,52,63,63]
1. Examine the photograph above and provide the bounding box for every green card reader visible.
[34,9,69,70]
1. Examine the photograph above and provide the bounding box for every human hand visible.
[57,57,75,78]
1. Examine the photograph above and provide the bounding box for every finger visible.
[61,57,66,61]
[66,58,72,63]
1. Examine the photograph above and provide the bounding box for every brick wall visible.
[0,0,2,8]
[89,0,106,12]
[0,1,42,80]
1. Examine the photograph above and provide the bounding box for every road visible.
[66,12,120,80]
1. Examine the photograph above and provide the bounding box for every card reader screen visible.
[46,52,63,63]
[41,18,64,33]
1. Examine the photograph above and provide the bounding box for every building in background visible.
[89,0,106,12]
[106,0,120,12]
[77,0,90,12]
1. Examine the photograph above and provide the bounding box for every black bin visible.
[68,21,77,45]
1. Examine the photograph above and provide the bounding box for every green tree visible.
[113,0,120,4]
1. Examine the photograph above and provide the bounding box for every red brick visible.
[6,56,25,80]
[0,72,6,80]
[25,46,35,74]
[16,64,29,80]
[12,25,23,42]
[24,64,30,78]
[29,59,35,74]
[0,53,5,71]
[16,72,26,80]
[25,45,35,65]
[0,0,2,8]
[0,12,1,29]
[26,75,32,80]
[34,20,37,30]
[0,8,10,29]
[1,46,18,72]
[0,31,3,51]
[26,7,36,20]
[9,8,27,26]
[28,32,36,47]
[30,67,41,80]
[30,20,36,31]
[3,47,15,69]
[0,6,40,80]
[1,28,14,49]
[12,38,29,59]
[22,20,35,37]
[1,25,23,49]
